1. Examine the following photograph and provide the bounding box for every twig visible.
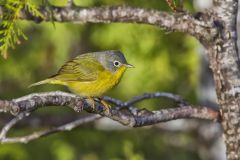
[0,112,28,141]
[103,92,187,107]
[165,0,178,12]
[102,96,125,107]
[0,115,100,144]
[125,92,188,106]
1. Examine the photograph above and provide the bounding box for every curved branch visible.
[124,92,188,106]
[0,91,220,125]
[16,5,217,41]
[102,92,186,107]
[0,115,100,144]
[0,112,28,141]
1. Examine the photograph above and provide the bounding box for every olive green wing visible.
[54,54,105,82]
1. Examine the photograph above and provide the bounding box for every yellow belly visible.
[65,67,126,97]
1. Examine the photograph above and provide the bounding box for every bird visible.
[29,50,133,97]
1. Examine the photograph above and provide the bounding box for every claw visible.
[100,100,111,114]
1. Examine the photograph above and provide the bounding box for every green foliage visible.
[51,140,76,160]
[0,0,25,58]
[25,0,44,18]
[0,144,30,160]
[0,129,200,160]
[122,140,144,160]
[0,0,43,58]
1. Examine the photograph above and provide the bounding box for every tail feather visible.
[28,79,51,88]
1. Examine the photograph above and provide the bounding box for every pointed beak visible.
[124,63,134,68]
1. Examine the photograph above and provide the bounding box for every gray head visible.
[95,50,133,72]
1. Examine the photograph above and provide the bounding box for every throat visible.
[113,66,127,84]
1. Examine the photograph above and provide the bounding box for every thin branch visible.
[125,92,188,106]
[0,115,100,144]
[0,112,28,141]
[15,5,218,42]
[103,92,187,107]
[102,96,125,107]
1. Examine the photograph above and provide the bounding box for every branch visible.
[15,5,217,41]
[0,115,100,144]
[0,91,220,143]
[0,112,28,141]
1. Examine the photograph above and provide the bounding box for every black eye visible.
[113,60,121,67]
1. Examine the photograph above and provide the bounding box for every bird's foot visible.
[90,98,111,114]
[100,100,111,114]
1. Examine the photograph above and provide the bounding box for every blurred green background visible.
[0,0,203,159]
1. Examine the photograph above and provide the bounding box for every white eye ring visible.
[113,60,121,67]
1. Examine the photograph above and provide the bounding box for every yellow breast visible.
[66,66,127,97]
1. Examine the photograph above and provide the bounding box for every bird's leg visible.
[86,97,96,110]
[94,97,111,114]
[86,97,110,113]
[101,99,111,109]
[101,100,111,114]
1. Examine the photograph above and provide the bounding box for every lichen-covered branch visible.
[0,91,220,144]
[0,5,217,42]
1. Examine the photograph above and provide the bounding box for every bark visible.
[205,0,240,159]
